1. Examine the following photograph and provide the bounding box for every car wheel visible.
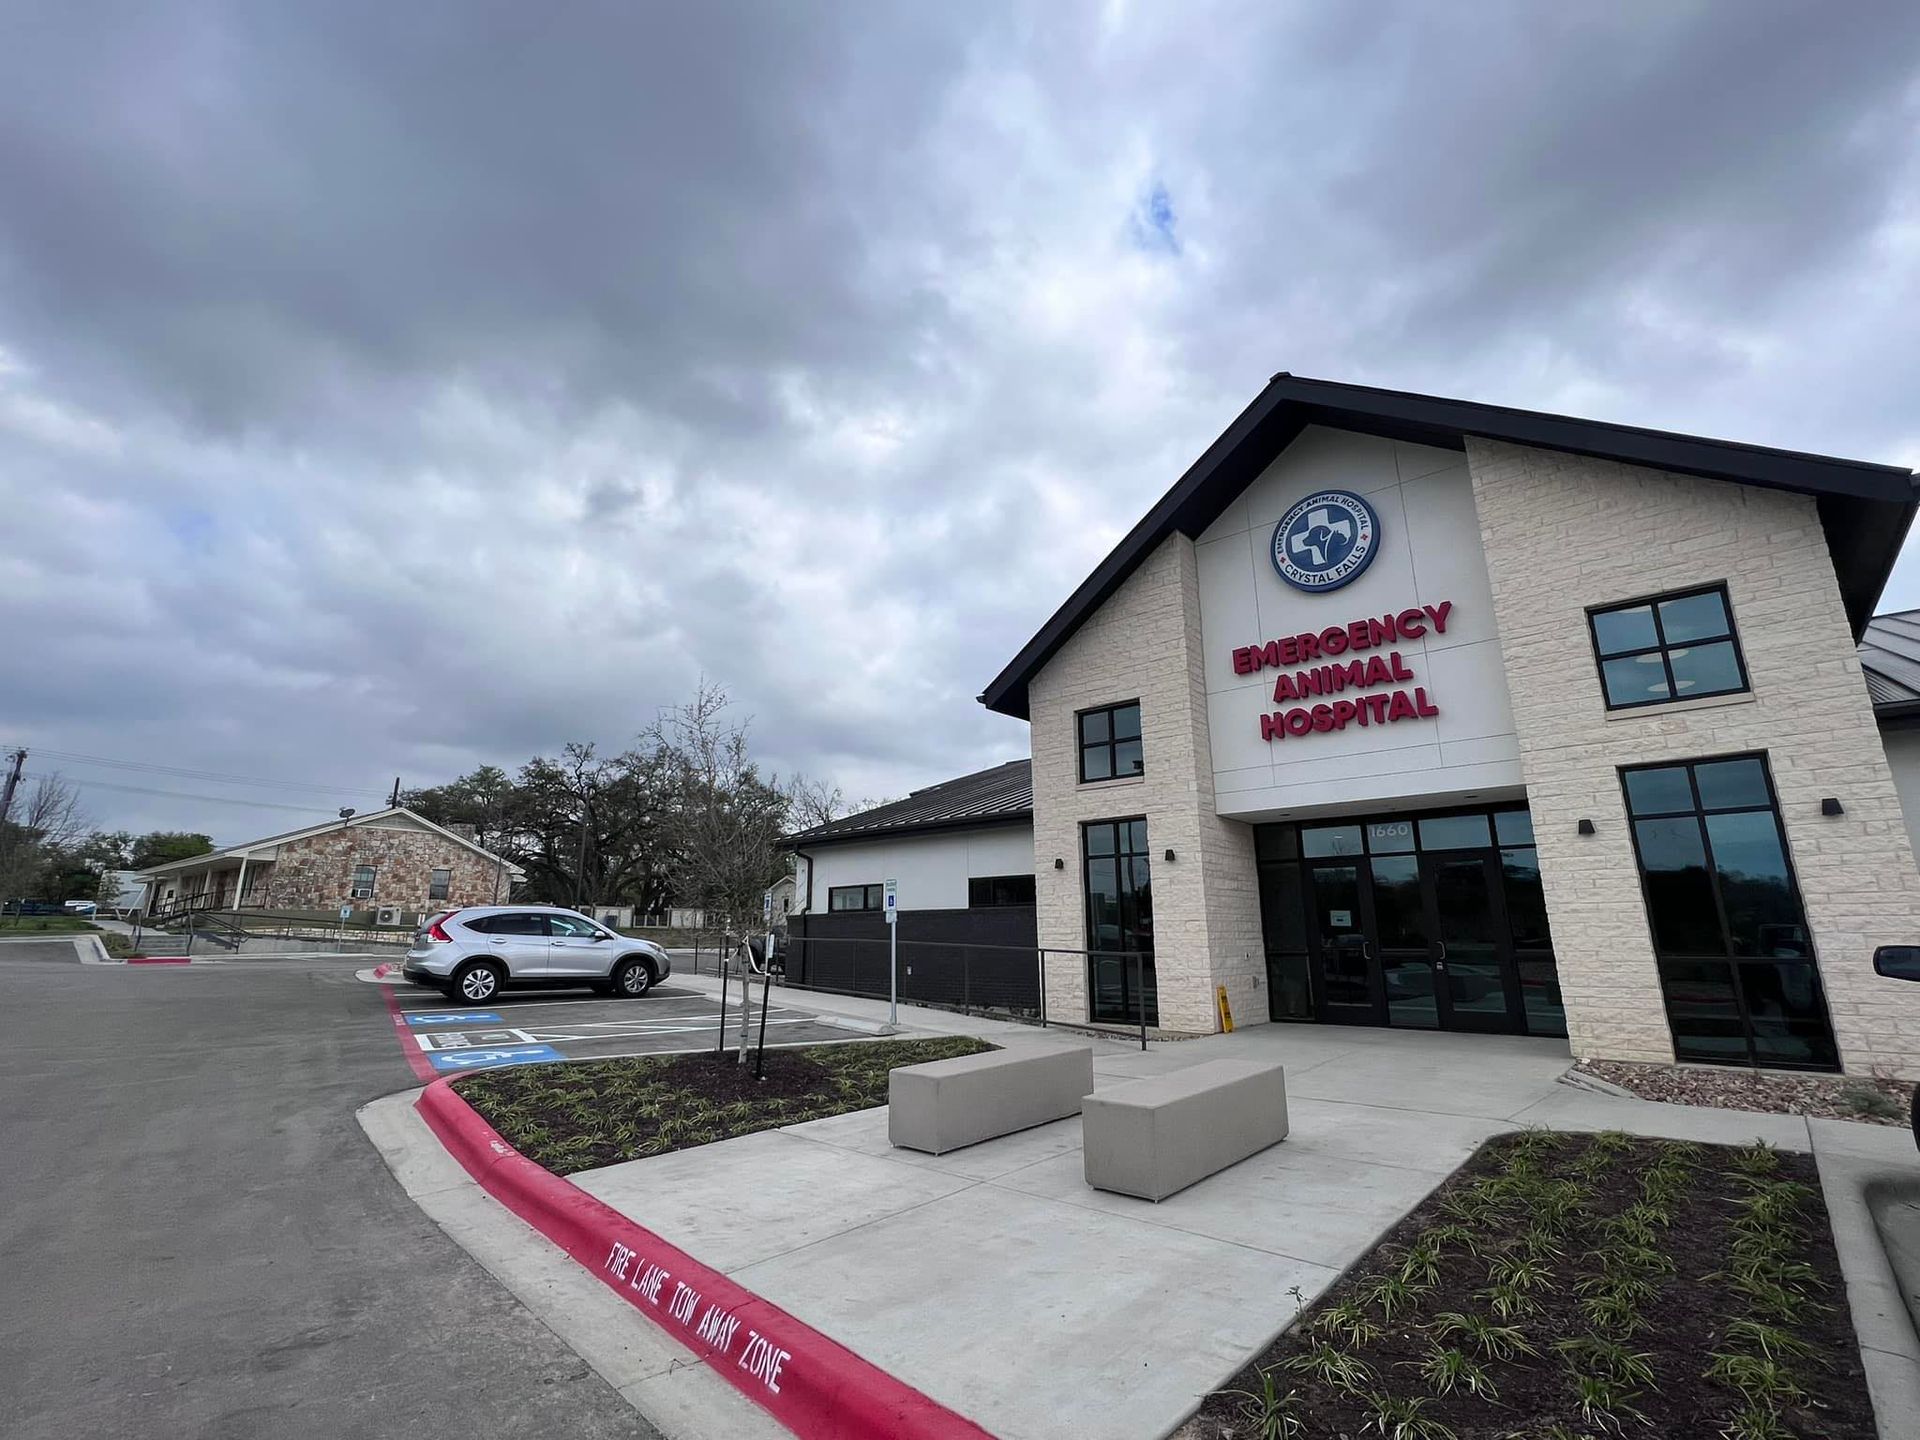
[453,960,504,1004]
[611,958,654,998]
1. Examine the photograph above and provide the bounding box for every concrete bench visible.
[888,1042,1096,1155]
[1082,1059,1288,1201]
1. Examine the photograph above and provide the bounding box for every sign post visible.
[883,877,898,1027]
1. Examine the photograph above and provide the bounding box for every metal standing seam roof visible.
[784,760,1032,846]
[1861,610,1920,717]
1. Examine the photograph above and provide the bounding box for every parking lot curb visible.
[414,1077,996,1440]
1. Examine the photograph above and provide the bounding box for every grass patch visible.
[1189,1132,1871,1440]
[0,914,100,933]
[455,1036,994,1174]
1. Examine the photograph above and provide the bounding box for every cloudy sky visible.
[4,1,1920,843]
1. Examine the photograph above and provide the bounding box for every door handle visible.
[1361,940,1372,960]
[1435,940,1448,968]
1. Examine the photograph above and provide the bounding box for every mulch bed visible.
[453,1035,993,1174]
[1186,1132,1871,1440]
[1575,1058,1911,1127]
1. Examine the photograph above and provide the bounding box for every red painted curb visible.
[127,956,191,965]
[415,1078,996,1440]
[382,978,438,1083]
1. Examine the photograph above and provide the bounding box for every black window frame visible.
[1081,816,1156,1026]
[350,863,377,899]
[968,873,1037,908]
[1586,582,1750,712]
[1619,751,1837,1072]
[1077,700,1144,784]
[428,867,452,902]
[827,883,885,913]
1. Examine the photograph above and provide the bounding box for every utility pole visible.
[0,748,24,823]
[388,776,401,809]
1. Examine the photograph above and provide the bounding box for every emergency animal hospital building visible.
[790,375,1920,1079]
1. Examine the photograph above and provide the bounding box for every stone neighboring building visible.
[136,807,523,922]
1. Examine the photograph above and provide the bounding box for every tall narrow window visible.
[1078,701,1144,782]
[350,864,376,900]
[1588,585,1749,710]
[1622,755,1836,1070]
[1082,818,1155,1025]
[428,867,452,902]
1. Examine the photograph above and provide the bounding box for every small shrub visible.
[1705,1351,1809,1406]
[1315,1299,1382,1348]
[1413,1344,1498,1399]
[1281,1340,1372,1392]
[1722,1318,1815,1364]
[1721,1399,1794,1440]
[1426,1310,1538,1361]
[1555,1333,1656,1389]
[1222,1368,1304,1440]
[1359,1273,1428,1321]
[1836,1080,1903,1121]
[1567,1372,1649,1433]
[1487,1253,1556,1293]
[1358,1391,1458,1440]
[1729,1141,1780,1176]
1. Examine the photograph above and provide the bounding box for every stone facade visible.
[1029,534,1266,1034]
[256,818,512,913]
[1467,438,1920,1078]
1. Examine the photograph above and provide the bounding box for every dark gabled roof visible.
[980,373,1918,720]
[784,760,1031,846]
[1861,610,1920,722]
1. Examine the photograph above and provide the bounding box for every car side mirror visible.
[1873,945,1920,982]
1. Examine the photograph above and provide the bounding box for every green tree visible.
[129,831,214,870]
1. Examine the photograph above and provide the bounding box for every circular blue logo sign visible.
[1270,490,1380,593]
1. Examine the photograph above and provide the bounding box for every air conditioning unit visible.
[375,905,401,926]
[349,885,373,899]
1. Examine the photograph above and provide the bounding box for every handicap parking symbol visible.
[427,1044,562,1073]
[407,1012,502,1026]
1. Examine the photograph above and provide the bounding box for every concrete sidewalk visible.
[563,1013,1916,1439]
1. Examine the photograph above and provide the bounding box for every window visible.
[1588,584,1749,710]
[350,864,376,900]
[428,867,451,902]
[1622,755,1836,1070]
[828,883,884,912]
[968,874,1036,907]
[1078,701,1144,782]
[547,913,606,938]
[472,911,549,936]
[1083,818,1155,1025]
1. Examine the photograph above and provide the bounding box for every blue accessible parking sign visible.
[407,1012,502,1026]
[427,1044,562,1072]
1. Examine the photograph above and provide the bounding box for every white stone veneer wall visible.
[1028,534,1265,1033]
[1468,438,1920,1078]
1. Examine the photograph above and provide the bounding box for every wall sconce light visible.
[1164,848,1176,862]
[1053,857,1064,870]
[1821,797,1844,817]
[1577,819,1596,836]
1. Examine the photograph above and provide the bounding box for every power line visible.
[1,744,392,799]
[47,775,344,816]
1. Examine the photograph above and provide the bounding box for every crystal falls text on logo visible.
[1231,601,1453,742]
[1270,489,1380,593]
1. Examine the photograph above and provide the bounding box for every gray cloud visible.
[4,1,1920,839]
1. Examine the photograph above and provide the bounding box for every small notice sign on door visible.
[1329,909,1351,928]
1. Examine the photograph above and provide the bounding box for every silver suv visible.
[402,906,672,1004]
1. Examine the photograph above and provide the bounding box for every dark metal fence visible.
[781,932,1044,1021]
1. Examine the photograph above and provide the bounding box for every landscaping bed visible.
[1575,1058,1911,1127]
[454,1036,993,1174]
[1187,1131,1870,1440]
[0,915,101,933]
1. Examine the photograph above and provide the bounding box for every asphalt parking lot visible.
[388,977,861,1073]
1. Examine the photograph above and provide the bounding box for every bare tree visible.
[786,775,845,832]
[0,773,89,904]
[645,682,791,1060]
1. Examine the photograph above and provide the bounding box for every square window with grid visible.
[1587,584,1749,710]
[1078,701,1143,783]
[350,864,376,899]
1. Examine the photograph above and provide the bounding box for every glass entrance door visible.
[1424,853,1518,1033]
[1256,805,1565,1038]
[1307,863,1375,1022]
